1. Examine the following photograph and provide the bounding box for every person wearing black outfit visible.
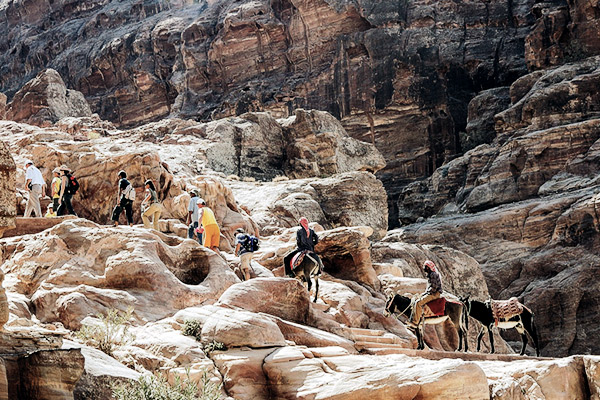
[56,165,77,216]
[111,170,134,227]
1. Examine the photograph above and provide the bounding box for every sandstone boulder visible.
[6,69,92,126]
[211,348,275,400]
[0,219,239,330]
[18,348,85,400]
[0,140,15,238]
[264,350,490,399]
[63,341,140,400]
[231,172,388,238]
[476,356,589,400]
[200,306,286,348]
[280,109,385,178]
[217,278,310,324]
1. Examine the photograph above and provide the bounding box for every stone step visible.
[345,327,385,337]
[352,334,402,344]
[354,341,409,349]
[359,347,553,362]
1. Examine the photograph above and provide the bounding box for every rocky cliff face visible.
[394,56,600,357]
[0,0,543,224]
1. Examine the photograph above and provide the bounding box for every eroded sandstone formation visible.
[6,69,92,127]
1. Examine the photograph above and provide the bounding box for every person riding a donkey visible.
[283,217,325,302]
[284,217,325,275]
[409,260,443,329]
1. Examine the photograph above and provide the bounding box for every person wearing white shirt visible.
[24,160,46,217]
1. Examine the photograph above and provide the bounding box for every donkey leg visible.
[521,311,541,356]
[488,326,495,354]
[313,276,319,303]
[476,327,485,352]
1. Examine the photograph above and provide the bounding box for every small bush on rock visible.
[76,307,135,356]
[112,369,221,400]
[182,319,202,340]
[203,340,227,354]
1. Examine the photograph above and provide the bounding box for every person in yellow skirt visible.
[197,198,220,253]
[51,167,62,211]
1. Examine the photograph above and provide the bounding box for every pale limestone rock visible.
[200,306,286,348]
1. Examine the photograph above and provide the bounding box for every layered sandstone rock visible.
[231,171,388,238]
[0,141,15,238]
[6,69,92,126]
[0,219,239,330]
[0,0,541,228]
[280,109,385,179]
[217,278,311,324]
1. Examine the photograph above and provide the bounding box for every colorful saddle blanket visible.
[291,250,309,271]
[490,297,525,326]
[423,297,447,318]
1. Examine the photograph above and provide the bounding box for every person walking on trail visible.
[408,260,443,329]
[111,170,135,227]
[56,165,77,216]
[234,228,258,281]
[45,203,56,218]
[186,189,203,244]
[198,198,220,253]
[141,180,161,230]
[24,160,46,217]
[51,167,62,211]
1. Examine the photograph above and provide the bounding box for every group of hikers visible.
[24,160,77,218]
[24,159,446,321]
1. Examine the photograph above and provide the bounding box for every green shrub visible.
[112,369,221,400]
[76,307,135,356]
[182,319,202,340]
[202,340,226,354]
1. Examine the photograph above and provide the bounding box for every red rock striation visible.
[0,0,543,225]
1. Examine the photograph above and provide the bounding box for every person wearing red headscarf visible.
[409,260,443,329]
[283,217,324,275]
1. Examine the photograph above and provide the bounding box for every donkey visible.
[385,293,468,351]
[285,253,321,302]
[461,297,540,356]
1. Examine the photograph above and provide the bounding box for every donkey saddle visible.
[291,250,309,271]
[423,297,447,318]
[489,297,525,326]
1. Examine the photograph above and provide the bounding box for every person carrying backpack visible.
[234,228,259,281]
[111,170,135,227]
[56,165,78,216]
[185,189,203,244]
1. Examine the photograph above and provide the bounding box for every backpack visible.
[123,184,136,202]
[243,235,259,252]
[65,174,79,195]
